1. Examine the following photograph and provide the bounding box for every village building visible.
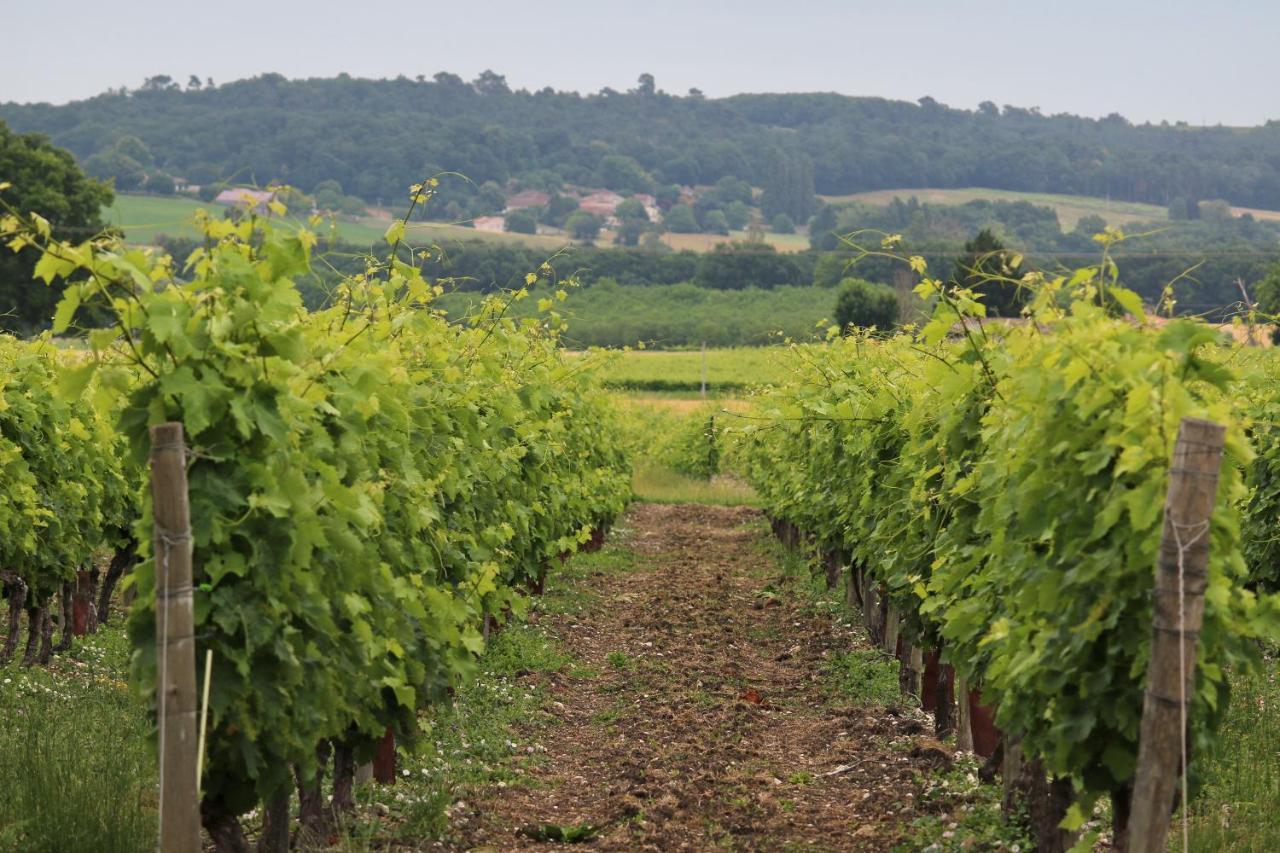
[213,188,275,215]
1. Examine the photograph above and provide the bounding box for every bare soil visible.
[450,503,943,851]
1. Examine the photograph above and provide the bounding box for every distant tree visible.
[1073,213,1107,237]
[724,201,751,230]
[545,193,579,227]
[145,172,176,195]
[505,208,538,234]
[0,121,113,332]
[1199,199,1233,221]
[141,74,178,92]
[760,150,815,222]
[809,204,839,251]
[635,73,656,97]
[474,181,507,215]
[702,209,729,235]
[951,228,1025,317]
[656,184,682,209]
[708,176,753,207]
[1168,196,1201,221]
[770,213,795,233]
[687,88,705,98]
[84,144,147,191]
[613,198,650,246]
[313,179,345,210]
[834,278,898,331]
[471,70,510,96]
[433,71,466,88]
[813,252,852,287]
[187,75,203,90]
[1254,263,1280,343]
[663,204,699,233]
[197,183,221,202]
[599,155,654,194]
[114,135,153,166]
[565,211,602,242]
[694,242,806,290]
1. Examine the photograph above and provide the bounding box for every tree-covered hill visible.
[5,71,1280,212]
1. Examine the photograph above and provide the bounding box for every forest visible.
[7,70,1280,213]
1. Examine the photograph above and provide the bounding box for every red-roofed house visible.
[473,216,506,233]
[214,188,275,215]
[504,190,551,212]
[578,191,625,218]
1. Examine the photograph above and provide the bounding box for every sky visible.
[2,0,1277,126]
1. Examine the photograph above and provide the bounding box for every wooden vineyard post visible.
[1126,418,1224,853]
[151,422,201,853]
[955,674,974,752]
[882,607,900,657]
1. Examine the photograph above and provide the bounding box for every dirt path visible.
[452,503,940,851]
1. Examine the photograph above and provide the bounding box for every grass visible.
[896,755,1032,852]
[0,621,155,853]
[631,461,758,506]
[101,193,568,250]
[1180,658,1280,851]
[598,347,795,392]
[819,186,1171,229]
[438,283,836,351]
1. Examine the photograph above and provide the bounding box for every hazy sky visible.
[3,0,1277,125]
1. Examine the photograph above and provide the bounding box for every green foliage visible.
[694,241,806,290]
[812,252,852,287]
[0,121,114,332]
[144,172,175,195]
[737,261,1280,812]
[0,338,134,603]
[2,194,631,829]
[436,281,833,350]
[724,201,751,231]
[663,204,699,234]
[598,155,653,195]
[951,228,1024,317]
[769,213,795,234]
[613,198,649,247]
[701,209,729,236]
[565,211,602,242]
[504,207,538,234]
[0,626,154,853]
[833,277,897,331]
[15,75,1280,211]
[661,412,721,479]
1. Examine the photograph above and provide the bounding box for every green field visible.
[820,186,1173,229]
[437,282,835,350]
[101,194,570,249]
[596,346,794,392]
[101,194,808,252]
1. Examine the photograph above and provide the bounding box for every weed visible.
[823,648,903,708]
[1181,657,1280,851]
[899,754,1031,852]
[0,622,155,853]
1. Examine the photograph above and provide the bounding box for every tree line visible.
[8,71,1280,213]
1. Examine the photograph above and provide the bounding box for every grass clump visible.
[0,623,155,853]
[1181,658,1280,851]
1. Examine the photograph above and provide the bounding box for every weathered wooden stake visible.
[882,607,900,657]
[1126,418,1224,853]
[151,422,200,853]
[956,674,975,752]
